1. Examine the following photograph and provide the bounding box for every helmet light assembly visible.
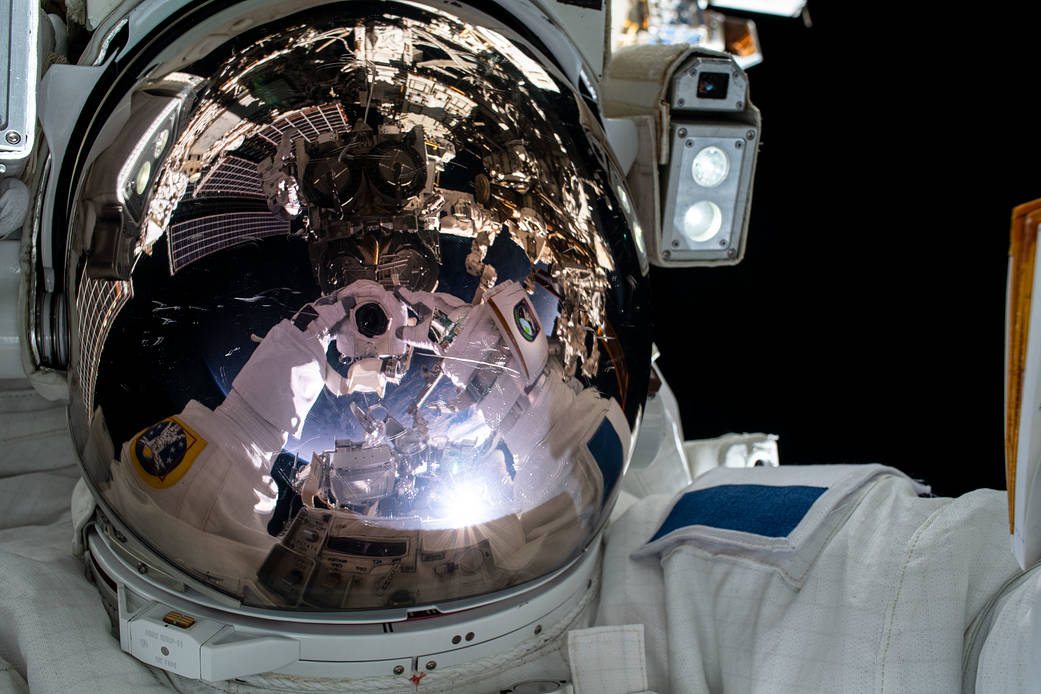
[660,52,760,266]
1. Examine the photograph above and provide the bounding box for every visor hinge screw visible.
[393,665,405,675]
[5,132,21,145]
[425,660,437,671]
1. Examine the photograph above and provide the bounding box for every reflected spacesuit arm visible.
[110,292,351,542]
[219,315,330,456]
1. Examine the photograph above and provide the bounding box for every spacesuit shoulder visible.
[632,464,927,587]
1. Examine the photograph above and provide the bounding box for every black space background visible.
[649,2,1041,497]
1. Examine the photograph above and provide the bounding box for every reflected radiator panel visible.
[195,155,264,198]
[257,103,350,146]
[169,212,290,272]
[77,277,133,419]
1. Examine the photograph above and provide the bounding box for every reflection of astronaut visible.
[103,277,627,604]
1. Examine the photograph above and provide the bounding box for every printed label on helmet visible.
[130,417,206,489]
[513,300,539,342]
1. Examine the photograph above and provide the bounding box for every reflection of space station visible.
[259,505,501,609]
[136,15,618,384]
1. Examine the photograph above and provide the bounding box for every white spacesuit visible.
[2,378,1039,694]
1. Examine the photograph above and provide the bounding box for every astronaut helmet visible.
[44,0,651,683]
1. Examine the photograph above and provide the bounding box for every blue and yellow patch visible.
[130,417,206,489]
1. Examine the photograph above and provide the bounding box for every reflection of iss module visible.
[258,508,500,608]
[257,279,624,608]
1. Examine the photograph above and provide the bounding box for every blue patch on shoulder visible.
[650,484,827,542]
[587,419,624,502]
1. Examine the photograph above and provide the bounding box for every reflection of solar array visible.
[257,103,350,146]
[169,212,289,273]
[77,277,132,419]
[195,155,264,198]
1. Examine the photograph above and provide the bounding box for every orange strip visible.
[1006,199,1041,531]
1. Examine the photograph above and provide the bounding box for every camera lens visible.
[355,302,390,338]
[696,72,730,100]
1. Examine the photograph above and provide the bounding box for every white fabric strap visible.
[567,624,656,694]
